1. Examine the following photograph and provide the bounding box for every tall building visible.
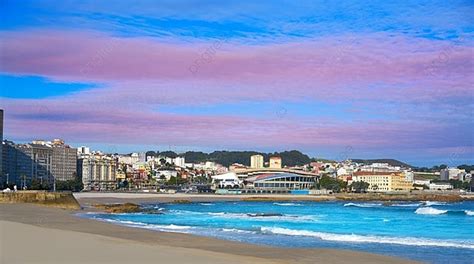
[440,169,449,181]
[2,139,77,187]
[250,154,264,168]
[269,156,282,169]
[77,146,90,155]
[78,152,117,191]
[173,156,185,168]
[4,142,54,186]
[0,109,3,178]
[51,139,77,181]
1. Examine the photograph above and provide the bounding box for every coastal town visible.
[1,1,473,263]
[2,110,473,195]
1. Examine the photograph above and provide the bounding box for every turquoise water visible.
[82,201,474,263]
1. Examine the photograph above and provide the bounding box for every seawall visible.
[0,191,81,210]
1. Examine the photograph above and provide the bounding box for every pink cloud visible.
[0,29,472,105]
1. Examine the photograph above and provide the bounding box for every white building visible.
[154,169,178,181]
[429,182,453,191]
[78,154,117,191]
[173,157,185,168]
[250,154,264,169]
[77,146,90,155]
[269,157,282,169]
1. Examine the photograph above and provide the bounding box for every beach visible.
[0,193,420,264]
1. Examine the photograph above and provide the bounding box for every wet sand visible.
[0,194,421,264]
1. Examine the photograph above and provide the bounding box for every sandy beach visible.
[0,193,421,264]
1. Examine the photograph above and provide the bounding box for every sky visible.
[0,0,473,167]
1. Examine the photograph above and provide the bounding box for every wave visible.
[221,228,256,234]
[200,203,214,206]
[390,203,421,207]
[465,210,474,216]
[94,218,192,232]
[343,203,382,208]
[415,207,448,215]
[423,201,447,206]
[208,212,318,222]
[260,227,474,249]
[274,203,302,207]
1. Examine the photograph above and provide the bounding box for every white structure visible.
[78,154,117,191]
[429,182,453,191]
[154,169,178,181]
[77,146,90,155]
[359,163,401,173]
[404,170,414,182]
[414,179,431,186]
[250,154,264,169]
[211,172,242,189]
[269,157,282,169]
[138,152,146,163]
[173,157,186,168]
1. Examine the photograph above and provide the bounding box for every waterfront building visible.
[50,139,77,181]
[250,154,264,169]
[269,156,282,169]
[0,109,3,178]
[440,169,449,181]
[2,140,52,186]
[351,171,413,192]
[429,182,453,191]
[246,173,315,191]
[78,152,117,191]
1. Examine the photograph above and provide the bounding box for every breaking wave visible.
[343,203,382,208]
[415,207,448,215]
[260,227,474,249]
[274,202,303,206]
[208,212,318,222]
[390,203,421,207]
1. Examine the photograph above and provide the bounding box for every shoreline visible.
[0,201,420,264]
[73,192,473,207]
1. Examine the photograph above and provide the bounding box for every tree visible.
[318,175,347,193]
[350,181,370,193]
[165,176,188,186]
[30,179,50,190]
[55,177,83,192]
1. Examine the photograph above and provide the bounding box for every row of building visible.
[1,139,117,190]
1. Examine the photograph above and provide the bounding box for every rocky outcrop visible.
[0,191,81,210]
[93,203,141,213]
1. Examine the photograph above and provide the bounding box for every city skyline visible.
[1,1,473,166]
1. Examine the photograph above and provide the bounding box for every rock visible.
[94,203,141,213]
[171,199,192,204]
[247,213,283,217]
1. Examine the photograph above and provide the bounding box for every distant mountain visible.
[351,159,413,168]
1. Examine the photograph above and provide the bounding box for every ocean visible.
[82,201,474,263]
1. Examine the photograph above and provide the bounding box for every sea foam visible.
[465,210,474,216]
[260,227,474,249]
[343,203,382,208]
[415,207,448,215]
[274,202,302,206]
